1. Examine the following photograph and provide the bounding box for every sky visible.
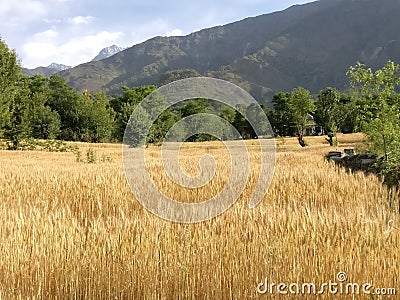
[0,0,314,69]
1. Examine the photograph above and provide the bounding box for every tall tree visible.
[112,86,156,141]
[3,77,31,149]
[0,38,21,137]
[178,98,210,142]
[289,87,315,147]
[82,90,115,142]
[315,87,344,146]
[47,75,88,141]
[347,61,400,166]
[24,75,61,139]
[271,92,294,136]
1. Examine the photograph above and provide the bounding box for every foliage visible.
[3,77,32,149]
[314,87,344,146]
[112,85,157,141]
[0,38,20,131]
[347,60,400,178]
[81,91,115,143]
[23,75,61,139]
[270,92,294,137]
[288,87,315,147]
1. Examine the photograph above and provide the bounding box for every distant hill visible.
[91,45,126,62]
[22,63,71,77]
[59,0,400,105]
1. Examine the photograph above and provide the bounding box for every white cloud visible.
[22,31,124,68]
[0,0,46,26]
[33,29,59,40]
[69,16,94,25]
[128,19,188,45]
[43,18,63,24]
[165,29,184,37]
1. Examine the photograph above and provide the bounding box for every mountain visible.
[59,0,400,105]
[22,63,71,77]
[92,45,126,61]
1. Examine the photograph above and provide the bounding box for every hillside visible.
[59,0,400,105]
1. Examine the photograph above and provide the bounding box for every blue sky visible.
[0,0,314,68]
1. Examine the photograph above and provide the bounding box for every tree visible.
[24,75,60,139]
[179,98,209,118]
[110,85,156,115]
[82,91,115,142]
[271,92,294,136]
[245,103,269,138]
[0,38,21,137]
[3,77,31,149]
[219,105,236,124]
[231,104,254,139]
[315,87,344,146]
[347,60,400,170]
[147,108,178,144]
[112,86,156,141]
[288,87,315,147]
[124,105,152,146]
[338,93,359,134]
[178,98,210,142]
[47,75,87,141]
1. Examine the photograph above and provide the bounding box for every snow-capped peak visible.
[92,45,126,61]
[47,63,71,71]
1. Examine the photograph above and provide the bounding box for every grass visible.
[0,134,399,299]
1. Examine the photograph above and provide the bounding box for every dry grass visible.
[0,134,399,299]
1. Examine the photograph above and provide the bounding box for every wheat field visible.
[0,134,399,299]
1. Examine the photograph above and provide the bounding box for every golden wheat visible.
[0,134,398,299]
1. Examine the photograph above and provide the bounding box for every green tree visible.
[271,92,294,136]
[179,98,209,118]
[231,104,253,139]
[124,105,152,146]
[24,75,60,139]
[3,77,31,149]
[347,61,400,167]
[82,91,115,142]
[112,86,156,141]
[147,108,178,144]
[338,93,359,134]
[315,87,344,146]
[47,75,88,141]
[219,105,236,124]
[0,38,21,137]
[289,87,315,147]
[178,99,210,142]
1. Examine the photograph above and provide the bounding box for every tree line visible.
[1,38,399,171]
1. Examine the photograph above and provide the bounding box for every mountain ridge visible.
[22,63,71,77]
[58,0,400,105]
[91,45,126,62]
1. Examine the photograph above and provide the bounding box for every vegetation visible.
[288,87,315,147]
[347,61,400,177]
[314,87,344,146]
[0,136,399,298]
[1,36,399,181]
[1,25,400,298]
